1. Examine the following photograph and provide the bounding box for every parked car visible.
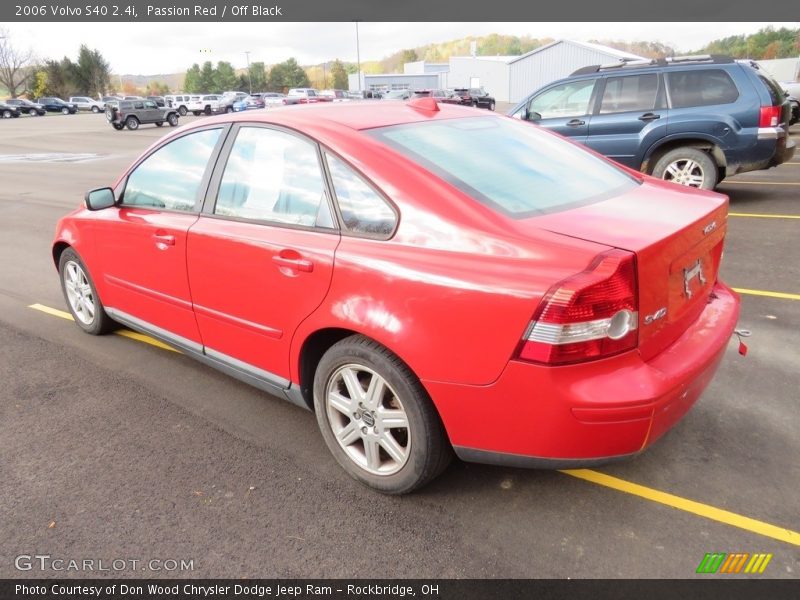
[382,89,413,100]
[320,89,351,102]
[780,83,799,125]
[102,96,123,107]
[163,94,190,115]
[123,96,145,101]
[451,87,496,110]
[509,55,795,190]
[52,99,740,494]
[259,92,286,107]
[0,102,21,118]
[37,97,78,114]
[283,88,329,104]
[413,89,454,102]
[186,94,225,116]
[69,96,105,113]
[105,99,179,130]
[4,98,46,116]
[788,96,799,126]
[218,92,247,113]
[233,95,265,111]
[147,95,166,107]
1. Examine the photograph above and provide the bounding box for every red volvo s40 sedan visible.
[52,98,741,493]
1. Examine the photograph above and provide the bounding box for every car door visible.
[514,78,597,142]
[91,126,227,346]
[186,124,340,382]
[143,100,161,122]
[585,72,667,169]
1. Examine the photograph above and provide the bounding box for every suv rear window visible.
[756,73,784,106]
[369,117,636,217]
[667,69,739,108]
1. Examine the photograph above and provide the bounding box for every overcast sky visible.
[6,22,798,74]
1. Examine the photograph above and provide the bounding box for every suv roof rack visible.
[570,54,735,76]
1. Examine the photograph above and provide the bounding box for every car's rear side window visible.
[667,69,739,108]
[600,74,658,114]
[369,116,636,217]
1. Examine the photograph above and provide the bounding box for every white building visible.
[448,40,645,103]
[755,57,800,83]
[348,61,449,94]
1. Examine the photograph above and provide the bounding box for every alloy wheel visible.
[63,260,96,325]
[663,159,705,188]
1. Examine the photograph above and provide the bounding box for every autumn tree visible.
[267,58,310,92]
[0,27,35,97]
[330,59,348,90]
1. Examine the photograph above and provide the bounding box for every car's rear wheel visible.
[91,106,100,113]
[178,106,187,116]
[155,121,163,127]
[2,109,11,119]
[651,147,718,190]
[167,113,179,127]
[61,107,69,115]
[313,335,452,494]
[125,116,139,130]
[204,106,212,115]
[58,248,114,335]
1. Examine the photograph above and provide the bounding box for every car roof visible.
[183,100,488,132]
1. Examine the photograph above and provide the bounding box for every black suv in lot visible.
[106,99,179,130]
[509,55,795,189]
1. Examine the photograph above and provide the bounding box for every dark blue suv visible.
[509,55,795,189]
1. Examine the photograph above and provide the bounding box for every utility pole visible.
[245,51,252,94]
[355,21,362,94]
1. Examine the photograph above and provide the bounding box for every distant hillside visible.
[116,72,184,92]
[690,26,800,59]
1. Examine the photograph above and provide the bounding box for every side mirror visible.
[85,187,116,211]
[527,110,542,122]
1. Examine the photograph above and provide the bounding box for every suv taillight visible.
[759,106,781,128]
[517,250,638,365]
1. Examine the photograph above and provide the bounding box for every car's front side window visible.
[528,79,596,120]
[214,126,333,228]
[122,129,222,212]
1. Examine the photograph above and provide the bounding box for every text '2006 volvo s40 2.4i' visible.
[52,97,741,494]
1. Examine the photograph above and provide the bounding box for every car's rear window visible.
[368,116,637,217]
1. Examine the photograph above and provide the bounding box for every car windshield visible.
[369,116,637,217]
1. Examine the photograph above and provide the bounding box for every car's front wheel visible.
[125,116,139,130]
[29,108,38,117]
[61,107,69,115]
[651,147,718,190]
[58,248,115,335]
[178,106,187,116]
[91,106,100,113]
[313,335,452,494]
[2,109,11,119]
[489,101,496,111]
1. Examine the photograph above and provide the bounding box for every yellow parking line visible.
[562,469,800,546]
[722,181,800,186]
[28,303,179,352]
[729,212,800,219]
[732,288,800,301]
[28,303,800,544]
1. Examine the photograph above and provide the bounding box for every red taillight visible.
[759,106,781,128]
[517,249,639,365]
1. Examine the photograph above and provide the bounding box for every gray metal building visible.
[448,40,644,103]
[348,61,449,94]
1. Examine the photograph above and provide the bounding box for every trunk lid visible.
[521,178,729,361]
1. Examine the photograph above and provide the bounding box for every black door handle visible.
[639,113,661,122]
[566,119,585,127]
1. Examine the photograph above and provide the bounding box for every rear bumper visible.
[425,281,740,467]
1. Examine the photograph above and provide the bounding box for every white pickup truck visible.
[186,94,228,116]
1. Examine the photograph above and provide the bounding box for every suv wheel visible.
[314,335,452,494]
[178,106,187,116]
[192,111,201,116]
[651,147,718,190]
[61,107,69,115]
[204,106,212,115]
[125,116,139,130]
[167,113,179,127]
[2,109,11,119]
[91,106,100,113]
[112,123,124,130]
[225,106,234,113]
[489,101,496,111]
[29,108,38,117]
[155,121,164,127]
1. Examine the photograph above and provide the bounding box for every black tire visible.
[167,113,179,127]
[91,106,100,113]
[58,248,115,336]
[61,107,69,115]
[313,335,452,494]
[112,123,124,130]
[489,101,496,111]
[29,108,38,117]
[155,121,164,127]
[193,111,201,116]
[125,116,139,130]
[2,109,11,119]
[225,106,233,113]
[178,106,187,116]
[204,106,212,115]
[650,147,718,190]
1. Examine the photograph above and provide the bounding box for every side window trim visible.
[118,124,232,214]
[320,147,400,241]
[201,122,340,234]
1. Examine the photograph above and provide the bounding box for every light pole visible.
[245,51,252,94]
[355,21,362,94]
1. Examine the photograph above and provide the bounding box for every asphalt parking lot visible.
[0,112,798,579]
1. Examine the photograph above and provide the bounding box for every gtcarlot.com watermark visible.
[15,554,194,572]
